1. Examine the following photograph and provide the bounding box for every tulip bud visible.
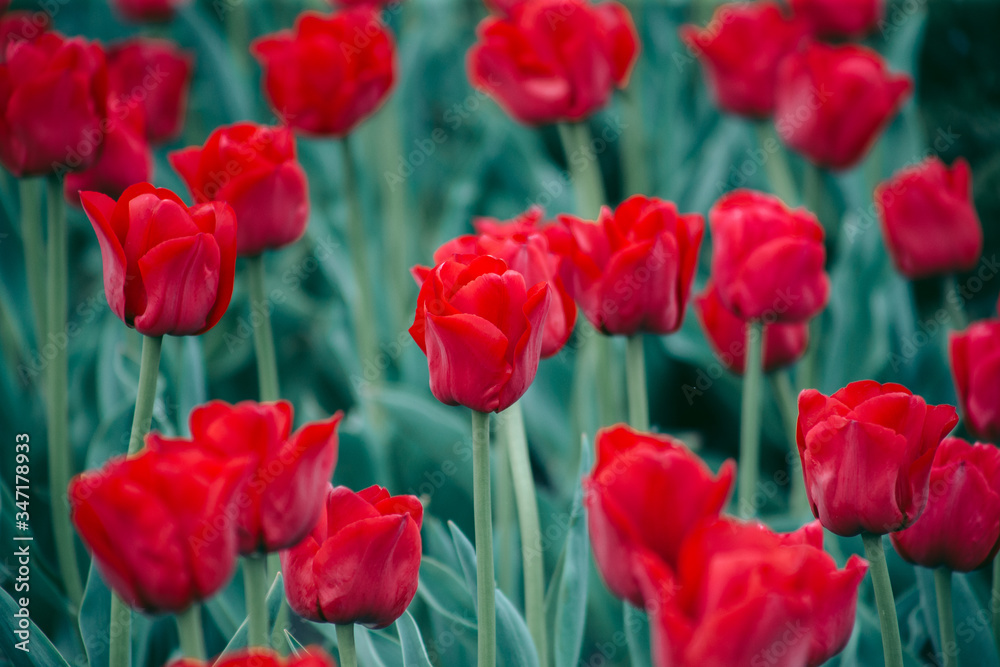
[950,320,1000,442]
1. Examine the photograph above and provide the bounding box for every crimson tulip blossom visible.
[467,0,638,125]
[156,400,342,554]
[680,2,806,117]
[0,12,50,56]
[107,38,193,144]
[170,123,310,257]
[797,380,959,536]
[281,484,423,628]
[409,254,550,413]
[775,43,912,170]
[790,0,883,37]
[553,195,703,336]
[111,0,190,22]
[428,208,576,357]
[583,424,735,607]
[890,438,1000,572]
[80,183,237,337]
[168,647,336,667]
[950,319,1000,441]
[68,441,249,613]
[0,32,107,176]
[876,157,983,279]
[63,106,152,205]
[251,9,395,137]
[709,190,829,323]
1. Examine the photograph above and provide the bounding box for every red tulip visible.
[251,9,395,137]
[790,0,883,38]
[168,647,337,667]
[775,43,911,170]
[876,157,983,279]
[694,282,809,375]
[80,183,236,337]
[154,400,342,554]
[890,438,1000,572]
[170,123,309,256]
[709,190,829,323]
[281,484,423,628]
[63,103,152,205]
[635,518,867,667]
[467,0,638,125]
[797,380,959,536]
[583,424,735,607]
[107,38,193,144]
[680,2,806,117]
[409,254,550,413]
[68,441,249,613]
[553,195,703,336]
[111,0,190,22]
[427,208,576,357]
[0,11,50,57]
[0,32,107,177]
[950,319,1000,441]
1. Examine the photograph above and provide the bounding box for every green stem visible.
[935,568,957,667]
[626,335,649,431]
[244,554,269,647]
[495,419,516,601]
[595,336,622,427]
[501,402,547,664]
[44,176,83,608]
[755,122,799,206]
[19,178,45,348]
[337,624,357,667]
[769,370,809,516]
[993,557,1000,655]
[128,335,163,455]
[862,533,904,667]
[108,595,131,667]
[557,122,607,219]
[944,274,967,331]
[175,605,206,660]
[247,255,280,402]
[472,410,497,667]
[737,321,764,518]
[621,67,649,196]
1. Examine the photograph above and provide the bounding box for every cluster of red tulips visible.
[2,0,999,665]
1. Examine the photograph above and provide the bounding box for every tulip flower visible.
[427,208,575,357]
[281,484,423,628]
[876,157,983,279]
[251,9,395,137]
[467,0,638,125]
[68,441,249,613]
[409,254,550,413]
[694,282,809,375]
[63,105,152,204]
[635,518,867,667]
[156,400,342,554]
[775,43,912,170]
[583,424,735,607]
[890,438,1000,571]
[111,0,190,22]
[950,320,1000,441]
[168,647,337,667]
[107,38,193,144]
[0,32,107,176]
[680,2,806,117]
[790,0,883,37]
[170,123,310,257]
[797,380,959,536]
[553,195,703,336]
[0,11,50,55]
[80,183,237,337]
[709,190,829,323]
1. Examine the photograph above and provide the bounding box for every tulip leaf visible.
[397,611,434,667]
[216,572,284,659]
[356,626,403,667]
[496,589,541,667]
[624,603,653,667]
[0,586,70,667]
[283,629,309,656]
[447,520,479,597]
[78,562,155,667]
[916,568,999,666]
[416,557,477,631]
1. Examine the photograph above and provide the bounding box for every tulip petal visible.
[424,313,512,413]
[80,190,128,322]
[133,233,221,336]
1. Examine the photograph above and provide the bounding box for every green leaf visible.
[0,586,70,667]
[397,611,434,667]
[78,563,154,667]
[417,557,476,630]
[916,568,998,666]
[624,603,652,667]
[356,626,403,667]
[217,573,284,658]
[496,589,541,667]
[448,520,479,596]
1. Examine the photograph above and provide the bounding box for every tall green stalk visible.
[472,410,497,667]
[935,568,957,667]
[337,624,358,667]
[769,369,808,515]
[862,533,904,667]
[18,178,45,347]
[755,122,799,206]
[738,321,764,517]
[625,335,648,431]
[247,255,280,402]
[557,122,606,219]
[244,554,269,647]
[175,605,206,660]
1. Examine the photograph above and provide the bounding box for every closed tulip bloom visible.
[281,484,423,628]
[790,0,883,37]
[68,442,249,613]
[251,9,395,137]
[890,438,1000,572]
[80,183,237,336]
[797,380,959,536]
[950,320,1000,441]
[554,195,704,336]
[583,425,735,607]
[156,400,342,554]
[467,0,638,125]
[409,254,550,413]
[709,190,829,323]
[876,157,983,279]
[428,208,576,357]
[107,38,193,144]
[0,32,107,176]
[63,105,152,205]
[112,0,190,22]
[635,518,868,667]
[168,647,337,667]
[694,282,809,375]
[680,2,806,117]
[775,43,911,170]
